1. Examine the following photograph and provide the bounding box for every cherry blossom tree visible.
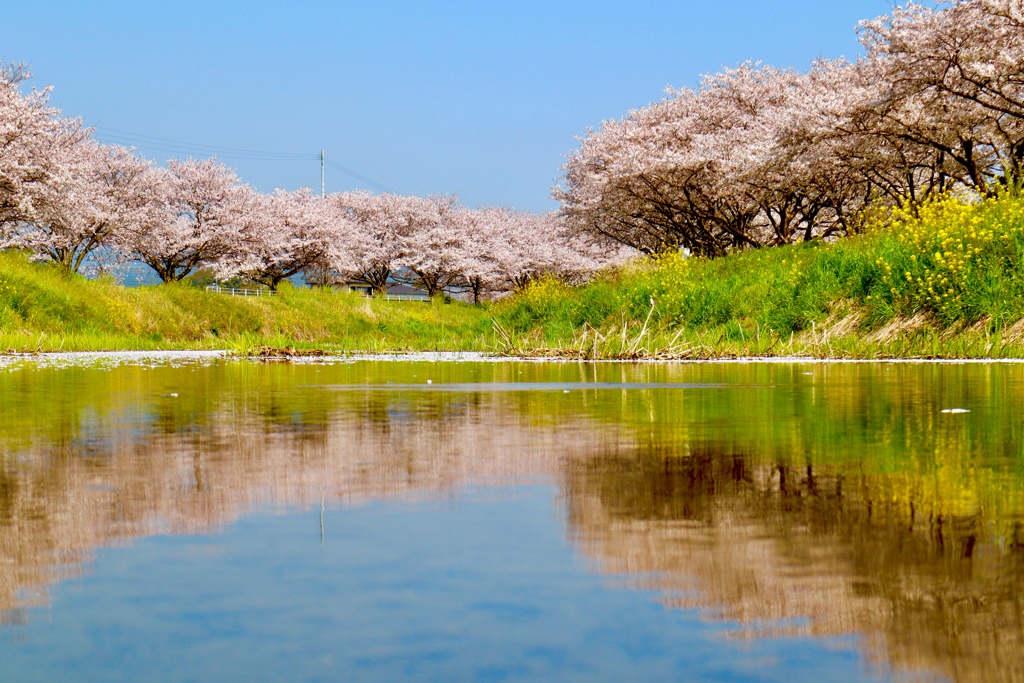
[697,63,824,246]
[126,158,247,282]
[0,62,90,234]
[329,191,416,295]
[297,197,357,288]
[455,207,508,303]
[557,1,1024,257]
[221,187,337,290]
[489,208,550,290]
[557,65,793,256]
[480,209,606,292]
[1,62,52,228]
[394,194,464,298]
[7,140,152,274]
[858,1,1024,190]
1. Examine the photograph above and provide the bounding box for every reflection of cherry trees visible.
[558,0,1024,256]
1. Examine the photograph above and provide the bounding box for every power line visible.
[97,137,316,161]
[96,127,318,160]
[93,126,398,193]
[325,159,395,194]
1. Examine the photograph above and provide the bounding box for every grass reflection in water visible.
[0,358,1022,681]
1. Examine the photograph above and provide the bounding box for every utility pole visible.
[320,149,326,198]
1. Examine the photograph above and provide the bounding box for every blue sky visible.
[1,1,893,212]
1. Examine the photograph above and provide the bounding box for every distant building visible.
[381,284,431,301]
[337,282,431,301]
[339,282,373,297]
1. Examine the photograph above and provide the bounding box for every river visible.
[1,355,1021,682]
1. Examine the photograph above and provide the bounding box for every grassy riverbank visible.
[0,252,492,353]
[3,191,1024,358]
[497,191,1024,359]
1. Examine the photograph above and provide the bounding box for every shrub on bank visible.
[496,190,1024,346]
[866,193,1024,326]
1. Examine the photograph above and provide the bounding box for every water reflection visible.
[565,444,1024,683]
[1,359,1023,681]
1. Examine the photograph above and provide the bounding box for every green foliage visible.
[860,192,1024,325]
[5,190,1024,358]
[0,252,491,352]
[491,191,1024,358]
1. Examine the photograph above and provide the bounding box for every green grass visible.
[0,252,493,353]
[5,191,1024,358]
[490,191,1024,359]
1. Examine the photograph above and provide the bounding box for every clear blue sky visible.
[1,1,893,212]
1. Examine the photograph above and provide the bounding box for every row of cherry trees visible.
[0,64,618,300]
[558,0,1024,256]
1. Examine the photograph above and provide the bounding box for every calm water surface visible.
[1,358,1022,682]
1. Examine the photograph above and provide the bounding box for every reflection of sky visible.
[1,487,888,683]
[74,404,157,456]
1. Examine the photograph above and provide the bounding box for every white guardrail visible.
[205,285,277,297]
[205,284,429,302]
